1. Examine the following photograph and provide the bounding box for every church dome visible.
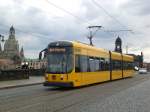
[4,26,19,58]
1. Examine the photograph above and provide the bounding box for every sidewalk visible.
[0,76,44,90]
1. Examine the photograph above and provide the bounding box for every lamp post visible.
[0,34,5,51]
[0,34,5,42]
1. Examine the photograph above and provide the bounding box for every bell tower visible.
[115,36,122,53]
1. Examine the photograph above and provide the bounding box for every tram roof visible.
[47,41,133,61]
[72,41,108,53]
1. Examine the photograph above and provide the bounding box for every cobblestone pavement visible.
[63,74,150,112]
[0,73,150,112]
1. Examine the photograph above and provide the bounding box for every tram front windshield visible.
[46,53,73,74]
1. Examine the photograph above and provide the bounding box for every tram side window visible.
[89,57,96,72]
[129,62,133,69]
[123,62,127,70]
[80,56,88,72]
[100,58,105,71]
[123,62,126,70]
[75,55,88,72]
[112,60,122,70]
[75,55,80,72]
[105,58,110,70]
[95,58,100,71]
[123,61,133,70]
[67,54,73,73]
[75,55,110,72]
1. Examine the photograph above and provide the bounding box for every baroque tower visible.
[115,36,122,53]
[20,46,24,60]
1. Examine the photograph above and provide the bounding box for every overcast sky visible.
[0,0,150,62]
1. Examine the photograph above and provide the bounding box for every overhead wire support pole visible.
[87,26,102,46]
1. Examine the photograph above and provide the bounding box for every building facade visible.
[114,37,143,68]
[22,59,47,70]
[128,53,143,68]
[0,26,24,69]
[143,63,150,71]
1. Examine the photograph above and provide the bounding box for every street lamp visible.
[0,34,5,51]
[0,34,5,42]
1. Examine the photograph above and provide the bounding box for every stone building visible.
[0,26,24,69]
[114,36,144,68]
[128,53,143,68]
[22,59,47,70]
[143,63,150,71]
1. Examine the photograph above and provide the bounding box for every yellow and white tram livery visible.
[43,41,135,87]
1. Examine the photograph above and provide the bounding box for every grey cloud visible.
[121,0,150,16]
[0,0,150,59]
[80,0,103,21]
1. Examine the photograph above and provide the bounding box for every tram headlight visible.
[45,74,49,80]
[60,75,64,80]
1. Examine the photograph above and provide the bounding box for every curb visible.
[0,82,43,90]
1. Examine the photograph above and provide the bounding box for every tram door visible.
[74,55,83,86]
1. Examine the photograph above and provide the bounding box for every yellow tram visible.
[42,41,135,87]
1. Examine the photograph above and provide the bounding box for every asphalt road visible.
[0,73,150,112]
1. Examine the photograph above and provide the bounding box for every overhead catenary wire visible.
[0,24,56,41]
[44,0,126,39]
[44,0,90,25]
[91,0,133,33]
[1,0,134,46]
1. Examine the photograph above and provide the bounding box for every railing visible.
[0,69,29,81]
